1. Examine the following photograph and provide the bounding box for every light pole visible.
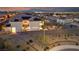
[42,16,46,44]
[41,17,46,43]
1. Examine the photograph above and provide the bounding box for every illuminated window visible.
[11,27,16,34]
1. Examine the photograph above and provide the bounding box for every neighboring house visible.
[57,19,73,25]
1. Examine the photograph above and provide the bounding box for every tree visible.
[0,25,2,31]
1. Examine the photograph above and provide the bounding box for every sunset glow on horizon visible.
[0,7,32,11]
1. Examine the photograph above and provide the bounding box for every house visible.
[4,13,44,33]
[4,19,44,33]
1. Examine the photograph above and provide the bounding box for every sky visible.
[0,0,79,7]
